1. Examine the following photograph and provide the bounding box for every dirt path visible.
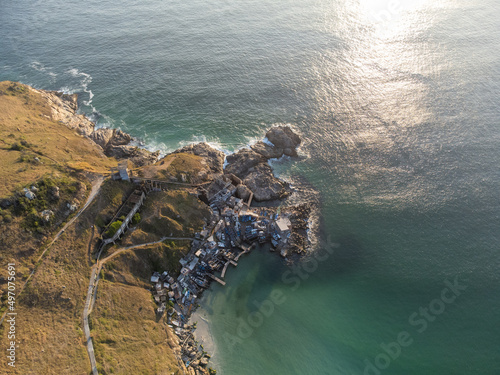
[82,235,194,374]
[0,175,105,327]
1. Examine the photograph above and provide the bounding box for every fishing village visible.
[93,124,313,373]
[147,173,310,370]
[0,84,316,375]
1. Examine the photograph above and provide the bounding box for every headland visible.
[0,81,315,375]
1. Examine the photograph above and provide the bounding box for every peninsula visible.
[0,81,313,375]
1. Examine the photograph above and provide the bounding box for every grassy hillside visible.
[137,152,210,184]
[91,281,182,375]
[0,81,210,374]
[0,81,115,197]
[116,188,211,249]
[0,81,117,295]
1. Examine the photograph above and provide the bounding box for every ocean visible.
[1,0,499,373]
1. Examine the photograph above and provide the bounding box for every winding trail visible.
[0,175,105,327]
[82,236,194,375]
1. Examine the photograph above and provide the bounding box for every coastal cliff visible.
[31,83,306,207]
[0,81,314,375]
[31,86,161,167]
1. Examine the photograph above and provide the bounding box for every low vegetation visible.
[0,81,116,197]
[91,282,182,375]
[137,152,210,183]
[0,81,214,374]
[105,220,123,238]
[119,188,211,247]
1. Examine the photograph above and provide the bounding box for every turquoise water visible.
[1,0,500,373]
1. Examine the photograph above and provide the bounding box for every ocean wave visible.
[60,68,96,112]
[139,139,171,157]
[29,61,57,82]
[178,134,232,155]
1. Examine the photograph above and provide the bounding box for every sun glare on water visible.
[357,0,433,36]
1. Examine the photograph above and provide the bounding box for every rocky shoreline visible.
[35,86,311,209]
[142,129,314,374]
[31,88,161,166]
[36,86,316,374]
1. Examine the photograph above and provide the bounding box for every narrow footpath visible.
[82,236,194,375]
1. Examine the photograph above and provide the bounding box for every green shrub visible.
[104,220,122,238]
[10,142,24,151]
[131,213,141,225]
[17,153,32,163]
[95,215,106,228]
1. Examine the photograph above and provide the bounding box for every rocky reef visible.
[252,125,302,158]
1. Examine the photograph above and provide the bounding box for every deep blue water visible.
[1,0,500,373]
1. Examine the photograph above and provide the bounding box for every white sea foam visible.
[262,136,274,146]
[178,134,232,155]
[29,61,57,82]
[64,68,96,112]
[30,61,47,72]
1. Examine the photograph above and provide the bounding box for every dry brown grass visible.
[119,189,211,248]
[91,281,182,375]
[0,81,116,311]
[137,152,208,183]
[0,81,116,197]
[0,82,207,374]
[9,200,97,374]
[2,178,183,374]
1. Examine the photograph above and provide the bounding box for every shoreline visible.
[26,83,318,374]
[146,149,315,374]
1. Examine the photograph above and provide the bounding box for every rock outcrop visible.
[222,125,301,201]
[106,145,160,167]
[90,128,114,149]
[173,143,225,175]
[224,148,267,178]
[243,164,290,201]
[32,89,95,136]
[31,87,161,167]
[107,129,132,147]
[265,125,301,157]
[250,141,284,159]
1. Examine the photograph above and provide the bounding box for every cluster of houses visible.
[148,176,296,369]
